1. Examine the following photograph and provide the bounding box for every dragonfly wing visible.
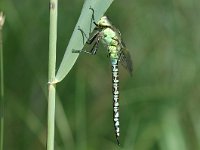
[119,42,133,76]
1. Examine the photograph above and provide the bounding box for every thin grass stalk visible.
[0,12,5,150]
[47,0,58,150]
[55,96,75,149]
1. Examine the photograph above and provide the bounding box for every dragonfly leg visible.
[72,36,101,55]
[78,26,99,45]
[78,26,88,45]
[89,6,98,33]
[86,31,99,44]
[72,49,95,55]
[72,7,101,55]
[89,36,100,54]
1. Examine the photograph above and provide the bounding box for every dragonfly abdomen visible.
[111,58,120,145]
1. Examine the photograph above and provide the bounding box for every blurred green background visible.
[1,0,200,149]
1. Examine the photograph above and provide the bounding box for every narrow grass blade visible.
[160,109,187,150]
[55,95,75,149]
[55,0,114,82]
[0,12,5,150]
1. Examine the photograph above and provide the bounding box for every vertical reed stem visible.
[47,0,57,149]
[0,12,5,150]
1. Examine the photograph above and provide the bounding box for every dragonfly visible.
[72,7,133,145]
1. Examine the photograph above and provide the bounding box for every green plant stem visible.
[0,33,4,150]
[47,0,57,150]
[0,12,5,150]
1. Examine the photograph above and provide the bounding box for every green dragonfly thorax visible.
[101,28,121,60]
[96,17,122,61]
[101,28,117,45]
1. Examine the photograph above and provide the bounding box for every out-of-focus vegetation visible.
[0,0,200,149]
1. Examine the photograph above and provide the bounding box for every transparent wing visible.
[119,42,133,76]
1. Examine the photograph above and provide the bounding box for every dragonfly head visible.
[97,16,112,28]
